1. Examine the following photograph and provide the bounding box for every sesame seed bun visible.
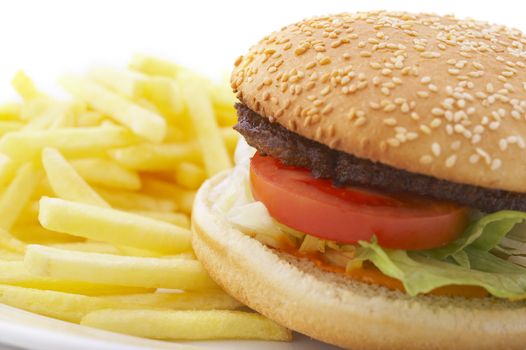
[192,172,526,350]
[231,11,526,193]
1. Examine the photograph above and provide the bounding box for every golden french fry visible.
[51,242,120,254]
[0,126,138,162]
[25,245,217,290]
[0,103,21,120]
[11,224,81,244]
[109,142,200,171]
[221,127,239,155]
[100,290,242,310]
[81,309,292,341]
[75,111,105,127]
[95,187,176,212]
[11,71,46,100]
[181,77,232,176]
[131,211,190,229]
[0,121,23,135]
[0,154,15,188]
[129,54,181,78]
[0,230,27,254]
[0,163,41,230]
[0,284,118,323]
[88,67,136,98]
[141,177,195,214]
[0,249,23,261]
[42,148,110,207]
[174,162,206,190]
[39,197,191,253]
[135,77,185,122]
[71,158,141,191]
[0,261,150,296]
[61,76,166,143]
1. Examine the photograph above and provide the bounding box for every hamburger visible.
[192,11,526,349]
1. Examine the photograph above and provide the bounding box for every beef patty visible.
[234,103,526,213]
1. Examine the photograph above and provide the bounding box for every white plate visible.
[0,304,340,350]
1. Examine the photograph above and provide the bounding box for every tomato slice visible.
[250,152,469,250]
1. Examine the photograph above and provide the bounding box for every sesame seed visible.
[432,143,441,156]
[431,108,444,116]
[411,112,420,121]
[420,155,433,164]
[420,76,431,84]
[445,155,457,168]
[499,139,508,151]
[420,51,441,58]
[417,91,429,98]
[491,158,502,171]
[430,118,442,128]
[354,117,367,126]
[469,154,480,164]
[387,138,400,147]
[383,118,397,126]
[420,125,431,134]
[488,121,500,130]
[360,51,372,57]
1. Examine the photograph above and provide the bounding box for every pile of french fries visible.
[0,55,291,342]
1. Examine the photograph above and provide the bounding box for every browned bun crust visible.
[231,11,526,193]
[192,172,526,350]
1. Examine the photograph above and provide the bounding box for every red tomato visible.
[250,152,469,250]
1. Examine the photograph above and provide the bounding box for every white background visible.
[1,0,526,100]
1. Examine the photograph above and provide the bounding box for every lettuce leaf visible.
[358,241,526,299]
[426,211,526,259]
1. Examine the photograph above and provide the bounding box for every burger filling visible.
[210,107,526,300]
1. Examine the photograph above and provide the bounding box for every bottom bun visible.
[192,171,526,350]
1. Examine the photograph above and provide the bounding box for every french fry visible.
[0,261,150,296]
[181,77,232,176]
[0,162,41,230]
[141,177,195,214]
[14,201,40,224]
[100,290,242,310]
[0,249,23,261]
[0,103,21,120]
[0,126,138,162]
[174,162,206,190]
[71,158,141,191]
[11,71,46,100]
[87,67,136,98]
[135,77,185,122]
[95,187,176,212]
[11,224,81,244]
[109,142,200,171]
[0,154,15,188]
[61,76,166,143]
[0,121,23,135]
[25,245,217,290]
[221,127,239,155]
[0,230,27,254]
[51,242,121,255]
[131,211,190,229]
[75,111,105,127]
[39,197,191,253]
[42,148,110,207]
[164,126,187,143]
[129,54,181,78]
[0,285,118,323]
[81,309,292,341]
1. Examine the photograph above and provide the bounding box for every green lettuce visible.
[426,211,526,259]
[357,241,526,299]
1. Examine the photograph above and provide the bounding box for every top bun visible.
[232,11,526,193]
